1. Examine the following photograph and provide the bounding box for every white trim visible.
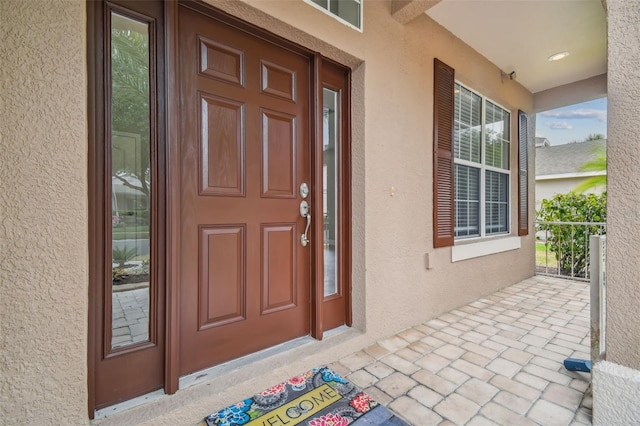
[536,170,606,180]
[452,236,521,262]
[303,0,363,32]
[454,81,512,239]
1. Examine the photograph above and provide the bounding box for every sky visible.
[535,97,607,146]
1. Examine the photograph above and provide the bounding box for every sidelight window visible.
[109,11,153,349]
[323,88,339,297]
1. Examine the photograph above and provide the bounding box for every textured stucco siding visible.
[605,0,640,370]
[593,361,640,425]
[0,0,88,423]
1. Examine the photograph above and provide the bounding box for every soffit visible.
[425,0,607,94]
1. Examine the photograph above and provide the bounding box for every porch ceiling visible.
[422,0,607,96]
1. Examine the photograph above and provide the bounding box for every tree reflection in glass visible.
[110,12,151,349]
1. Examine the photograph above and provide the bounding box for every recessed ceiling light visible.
[548,51,570,62]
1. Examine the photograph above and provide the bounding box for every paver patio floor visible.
[329,275,592,425]
[97,275,592,425]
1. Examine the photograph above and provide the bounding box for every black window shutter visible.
[433,58,455,248]
[518,110,529,236]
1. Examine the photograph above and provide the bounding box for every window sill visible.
[451,236,521,262]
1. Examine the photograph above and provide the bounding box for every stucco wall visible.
[592,1,640,422]
[593,361,640,425]
[0,0,88,423]
[605,0,640,370]
[211,0,535,337]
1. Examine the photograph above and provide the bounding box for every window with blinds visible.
[454,82,511,238]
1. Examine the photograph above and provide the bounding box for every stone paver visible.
[347,369,377,388]
[364,343,391,360]
[486,357,522,378]
[528,399,575,425]
[365,361,395,379]
[339,350,375,372]
[414,353,450,373]
[376,372,418,398]
[389,396,443,424]
[434,393,480,424]
[457,378,499,406]
[111,286,149,348]
[408,385,443,408]
[336,276,592,425]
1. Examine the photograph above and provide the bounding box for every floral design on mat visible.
[252,382,288,408]
[204,398,252,426]
[318,368,348,385]
[308,413,349,426]
[287,375,308,391]
[349,392,378,413]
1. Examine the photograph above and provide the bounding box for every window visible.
[454,83,510,238]
[433,58,526,249]
[518,110,530,236]
[307,0,362,30]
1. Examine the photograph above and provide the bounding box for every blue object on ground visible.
[564,358,592,373]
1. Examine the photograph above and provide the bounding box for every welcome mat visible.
[202,366,409,426]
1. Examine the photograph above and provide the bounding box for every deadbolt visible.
[300,182,309,199]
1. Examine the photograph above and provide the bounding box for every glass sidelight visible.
[109,12,152,349]
[322,88,339,298]
[89,0,164,412]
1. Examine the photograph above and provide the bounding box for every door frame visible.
[87,0,167,415]
[89,0,352,412]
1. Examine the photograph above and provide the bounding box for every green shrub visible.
[112,246,138,268]
[536,192,606,277]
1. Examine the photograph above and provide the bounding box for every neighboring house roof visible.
[536,139,606,178]
[535,137,550,147]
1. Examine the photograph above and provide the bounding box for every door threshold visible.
[94,389,166,420]
[179,326,350,389]
[179,335,317,390]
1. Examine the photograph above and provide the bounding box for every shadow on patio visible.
[329,275,592,425]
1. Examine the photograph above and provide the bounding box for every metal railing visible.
[535,221,606,281]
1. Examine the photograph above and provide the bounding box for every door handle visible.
[300,200,311,247]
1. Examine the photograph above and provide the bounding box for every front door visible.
[178,5,312,375]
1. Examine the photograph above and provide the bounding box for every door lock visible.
[300,182,309,199]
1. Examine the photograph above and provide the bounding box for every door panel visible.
[199,225,246,329]
[200,94,245,196]
[178,5,311,375]
[261,224,297,314]
[262,110,296,197]
[261,61,297,101]
[199,37,245,86]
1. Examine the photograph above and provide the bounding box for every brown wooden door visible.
[178,5,311,375]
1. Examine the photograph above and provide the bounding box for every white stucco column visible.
[593,0,640,424]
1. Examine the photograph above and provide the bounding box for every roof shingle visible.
[535,139,605,176]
